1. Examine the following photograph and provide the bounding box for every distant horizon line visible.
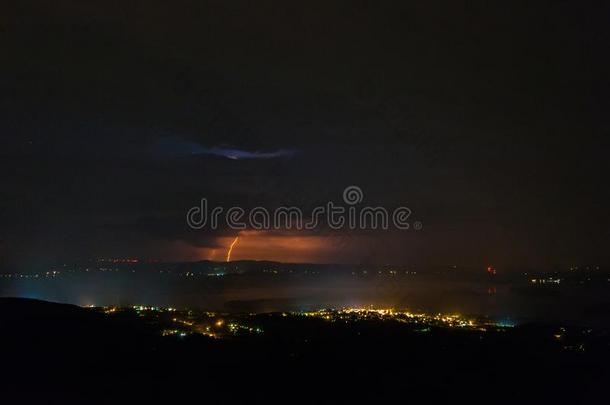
[2,257,606,272]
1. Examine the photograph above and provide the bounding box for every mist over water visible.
[3,273,610,327]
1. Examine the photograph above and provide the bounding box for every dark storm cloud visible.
[0,1,609,269]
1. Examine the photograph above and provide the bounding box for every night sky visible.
[1,1,608,270]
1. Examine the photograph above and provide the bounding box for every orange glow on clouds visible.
[200,231,346,263]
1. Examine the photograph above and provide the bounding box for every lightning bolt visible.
[226,236,239,262]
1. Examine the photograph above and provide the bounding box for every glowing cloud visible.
[153,138,296,160]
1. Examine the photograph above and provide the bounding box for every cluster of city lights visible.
[91,305,262,339]
[530,278,562,284]
[294,307,507,330]
[132,305,177,312]
[88,304,520,341]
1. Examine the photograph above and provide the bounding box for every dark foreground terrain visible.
[1,298,609,404]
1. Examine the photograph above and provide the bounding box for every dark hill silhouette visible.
[1,297,609,404]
